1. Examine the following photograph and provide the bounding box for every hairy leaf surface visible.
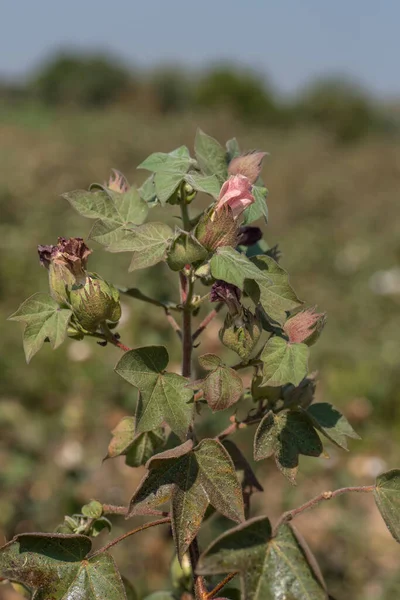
[261,336,309,387]
[197,517,327,600]
[307,403,360,450]
[9,293,72,363]
[130,439,244,560]
[374,469,400,543]
[254,410,323,483]
[0,533,127,599]
[115,346,193,440]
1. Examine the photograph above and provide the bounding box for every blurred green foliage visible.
[1,53,396,143]
[0,97,400,599]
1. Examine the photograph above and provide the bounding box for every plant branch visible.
[215,412,265,441]
[102,504,128,516]
[100,322,131,352]
[206,572,238,599]
[164,308,182,339]
[92,517,170,557]
[119,287,180,312]
[273,485,375,535]
[192,304,223,341]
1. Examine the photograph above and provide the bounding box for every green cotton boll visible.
[219,309,262,360]
[69,273,121,332]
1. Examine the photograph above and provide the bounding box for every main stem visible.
[180,196,207,600]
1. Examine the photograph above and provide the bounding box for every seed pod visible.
[69,273,121,332]
[219,308,262,360]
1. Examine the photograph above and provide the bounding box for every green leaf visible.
[82,500,103,519]
[243,185,268,225]
[154,171,185,205]
[0,533,127,599]
[194,354,244,412]
[63,188,148,247]
[138,146,193,173]
[115,346,194,440]
[122,577,139,600]
[9,293,72,363]
[226,137,241,161]
[139,174,157,204]
[130,439,244,561]
[107,222,174,271]
[307,403,360,450]
[210,247,301,324]
[138,147,194,205]
[210,247,263,288]
[260,336,309,387]
[222,440,263,495]
[254,410,323,483]
[166,231,208,271]
[106,416,165,467]
[374,469,400,543]
[184,172,221,198]
[197,517,327,600]
[194,129,228,181]
[246,255,302,323]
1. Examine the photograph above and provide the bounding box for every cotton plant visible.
[5,130,400,600]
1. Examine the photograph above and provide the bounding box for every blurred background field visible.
[1,9,400,599]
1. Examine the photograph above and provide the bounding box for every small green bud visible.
[219,308,262,360]
[170,553,192,592]
[69,273,121,332]
[183,182,196,203]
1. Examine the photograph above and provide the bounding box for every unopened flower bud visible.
[237,226,263,247]
[219,308,262,360]
[69,274,121,332]
[284,308,326,346]
[228,151,267,184]
[195,206,238,251]
[184,182,196,203]
[107,169,130,193]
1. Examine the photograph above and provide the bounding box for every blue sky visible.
[2,0,399,97]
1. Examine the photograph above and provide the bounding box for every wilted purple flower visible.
[237,226,263,247]
[210,280,242,316]
[38,237,91,282]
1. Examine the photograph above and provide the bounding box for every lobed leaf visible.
[210,247,301,324]
[107,222,174,271]
[115,346,194,440]
[0,533,127,599]
[194,129,228,181]
[184,172,221,198]
[243,185,269,225]
[138,146,193,174]
[105,416,165,467]
[307,402,360,450]
[130,439,244,561]
[194,354,243,412]
[63,188,148,247]
[254,410,323,483]
[9,293,72,363]
[260,336,309,387]
[197,517,327,600]
[374,469,400,543]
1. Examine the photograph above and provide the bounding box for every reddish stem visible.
[92,517,170,557]
[206,572,238,599]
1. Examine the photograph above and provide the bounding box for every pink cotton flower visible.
[215,175,255,220]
